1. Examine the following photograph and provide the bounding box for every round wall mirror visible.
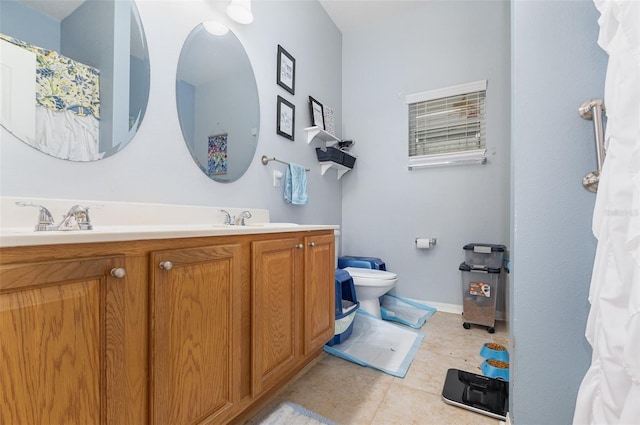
[176,24,260,183]
[0,0,150,162]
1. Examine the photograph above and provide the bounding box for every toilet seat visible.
[343,267,398,286]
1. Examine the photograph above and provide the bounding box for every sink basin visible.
[0,227,34,235]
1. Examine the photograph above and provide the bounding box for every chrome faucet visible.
[234,210,252,226]
[15,202,56,231]
[16,202,100,231]
[219,209,252,225]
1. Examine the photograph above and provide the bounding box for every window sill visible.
[408,149,487,170]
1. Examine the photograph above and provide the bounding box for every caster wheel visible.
[487,327,495,334]
[463,322,471,329]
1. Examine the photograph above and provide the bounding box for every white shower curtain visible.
[573,1,640,424]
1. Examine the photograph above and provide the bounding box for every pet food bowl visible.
[481,359,510,381]
[479,342,509,362]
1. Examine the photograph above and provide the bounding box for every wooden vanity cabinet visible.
[0,229,334,425]
[251,236,302,396]
[150,243,243,425]
[302,233,335,355]
[0,246,148,425]
[251,233,335,397]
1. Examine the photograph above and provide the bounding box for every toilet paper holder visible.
[415,238,437,248]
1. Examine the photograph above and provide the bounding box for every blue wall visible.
[0,0,343,228]
[510,0,606,423]
[341,0,511,311]
[0,0,60,51]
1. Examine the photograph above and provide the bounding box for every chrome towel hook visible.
[579,99,606,193]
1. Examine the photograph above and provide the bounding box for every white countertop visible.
[0,197,338,248]
[0,223,338,248]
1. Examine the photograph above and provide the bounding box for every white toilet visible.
[342,267,398,319]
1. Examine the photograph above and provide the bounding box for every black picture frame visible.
[277,95,295,141]
[277,45,295,95]
[309,96,325,129]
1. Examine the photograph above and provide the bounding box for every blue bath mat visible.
[323,311,424,378]
[380,294,436,329]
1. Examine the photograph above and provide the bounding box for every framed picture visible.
[277,95,295,141]
[309,96,324,129]
[277,45,295,95]
[208,133,228,175]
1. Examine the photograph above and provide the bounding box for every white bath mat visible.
[323,311,424,377]
[258,402,337,425]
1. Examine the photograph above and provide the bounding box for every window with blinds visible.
[406,80,487,169]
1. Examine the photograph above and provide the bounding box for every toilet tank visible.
[338,256,386,271]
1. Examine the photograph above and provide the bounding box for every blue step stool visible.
[338,256,386,271]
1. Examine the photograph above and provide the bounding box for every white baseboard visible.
[418,300,463,315]
[407,298,507,321]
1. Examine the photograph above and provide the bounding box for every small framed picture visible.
[277,45,295,95]
[277,95,295,141]
[309,96,324,129]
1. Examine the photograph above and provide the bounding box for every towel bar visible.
[261,155,310,171]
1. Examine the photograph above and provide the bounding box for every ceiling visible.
[318,0,425,33]
[19,0,423,33]
[19,0,85,20]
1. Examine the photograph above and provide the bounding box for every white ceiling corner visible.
[19,0,86,21]
[318,0,426,33]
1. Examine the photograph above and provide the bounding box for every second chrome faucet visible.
[220,209,252,226]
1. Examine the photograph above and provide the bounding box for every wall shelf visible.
[319,161,351,180]
[304,126,340,146]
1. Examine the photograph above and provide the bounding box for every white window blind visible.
[406,80,487,168]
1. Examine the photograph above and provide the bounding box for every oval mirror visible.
[0,0,150,162]
[176,24,259,183]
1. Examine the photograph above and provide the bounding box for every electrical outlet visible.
[273,170,282,187]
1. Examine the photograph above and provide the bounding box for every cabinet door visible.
[0,255,131,425]
[304,234,335,354]
[151,244,242,425]
[251,237,302,396]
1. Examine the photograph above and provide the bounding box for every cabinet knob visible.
[308,242,316,247]
[295,244,304,249]
[159,261,174,270]
[110,267,126,279]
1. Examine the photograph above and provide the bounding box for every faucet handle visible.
[79,204,102,228]
[61,204,102,230]
[15,202,56,231]
[220,209,233,225]
[236,210,252,226]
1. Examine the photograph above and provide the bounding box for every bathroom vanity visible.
[0,201,336,425]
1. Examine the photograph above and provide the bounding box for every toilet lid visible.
[343,267,397,280]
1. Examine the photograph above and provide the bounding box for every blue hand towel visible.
[284,163,308,205]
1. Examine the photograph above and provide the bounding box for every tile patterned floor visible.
[247,312,509,425]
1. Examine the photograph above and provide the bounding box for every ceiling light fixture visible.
[226,0,253,24]
[202,20,229,36]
